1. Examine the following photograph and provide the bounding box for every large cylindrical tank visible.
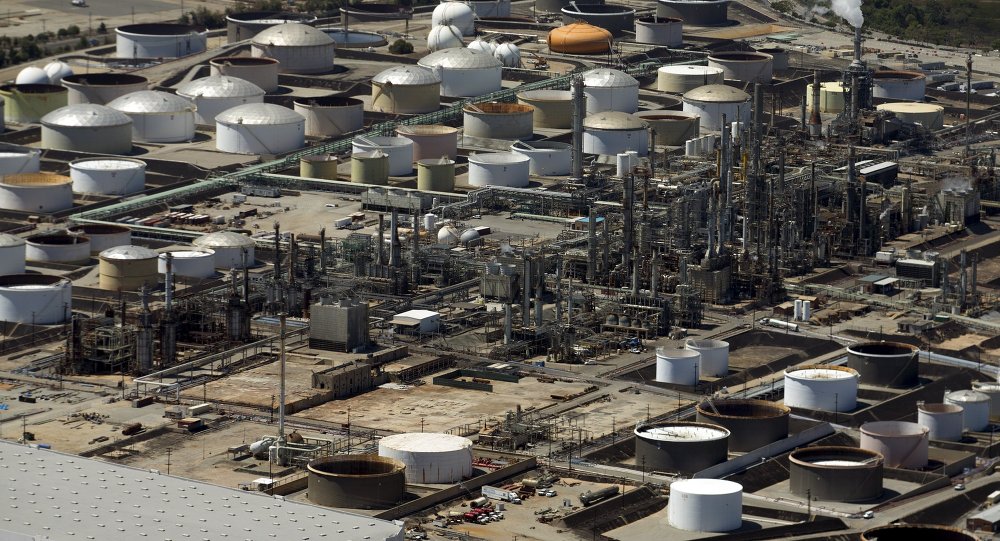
[98,245,159,292]
[106,90,196,143]
[69,158,146,196]
[294,95,364,138]
[0,148,41,175]
[192,231,255,268]
[708,51,773,83]
[115,23,207,58]
[0,173,74,213]
[971,381,1000,419]
[917,403,964,442]
[463,102,534,140]
[872,70,926,101]
[432,2,476,35]
[0,234,26,275]
[517,90,572,129]
[634,421,729,473]
[583,68,639,115]
[417,48,502,98]
[583,112,649,156]
[397,125,458,161]
[682,84,751,131]
[656,0,729,25]
[1,84,69,123]
[351,151,390,185]
[657,65,724,94]
[783,365,859,412]
[465,0,512,18]
[251,23,335,74]
[846,341,919,388]
[226,11,317,43]
[427,24,465,52]
[158,249,216,279]
[634,16,682,47]
[378,432,473,483]
[307,455,406,509]
[860,421,929,468]
[352,136,413,176]
[210,57,280,93]
[547,23,612,54]
[695,399,789,452]
[216,103,305,155]
[510,141,572,176]
[788,446,883,502]
[67,224,131,255]
[468,152,530,187]
[756,47,788,70]
[40,104,133,154]
[668,479,742,532]
[300,154,339,179]
[685,339,728,377]
[0,274,72,324]
[945,389,990,431]
[655,347,700,385]
[61,73,148,106]
[634,110,699,145]
[561,4,636,37]
[371,66,441,114]
[176,75,266,125]
[26,233,91,264]
[806,81,846,114]
[861,524,978,541]
[876,102,944,130]
[416,159,456,192]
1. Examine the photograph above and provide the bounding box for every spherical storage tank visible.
[69,158,146,196]
[789,446,884,502]
[0,274,72,324]
[210,57,280,93]
[417,159,456,192]
[26,233,90,264]
[307,455,405,509]
[417,48,502,98]
[971,381,1000,418]
[945,389,990,431]
[511,141,572,176]
[634,421,729,473]
[494,43,520,67]
[463,102,534,140]
[251,23,335,74]
[397,125,458,161]
[668,479,742,532]
[695,399,789,452]
[432,2,475,36]
[192,231,255,269]
[427,25,464,52]
[657,0,729,25]
[16,67,49,86]
[635,16,682,47]
[806,81,846,114]
[517,90,572,129]
[846,341,919,388]
[876,103,944,130]
[634,110,700,145]
[40,104,132,154]
[685,338,728,377]
[872,70,926,102]
[99,245,159,292]
[657,65,724,94]
[106,90,195,143]
[216,103,305,155]
[561,4,636,38]
[0,148,41,175]
[583,68,639,115]
[67,224,131,255]
[708,52,773,84]
[43,62,74,85]
[683,84,750,131]
[583,112,649,156]
[115,23,207,59]
[0,234,26,275]
[177,76,266,125]
[378,432,473,483]
[158,249,216,279]
[860,421,928,468]
[783,365,859,412]
[548,23,612,55]
[371,66,441,114]
[655,347,700,385]
[1,84,68,123]
[468,38,498,55]
[918,403,964,442]
[294,95,363,138]
[61,73,148,106]
[352,136,413,176]
[226,10,317,43]
[0,173,74,213]
[468,152,530,188]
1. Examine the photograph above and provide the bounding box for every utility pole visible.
[966,53,973,154]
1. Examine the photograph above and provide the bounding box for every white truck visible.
[482,485,521,504]
[334,217,353,229]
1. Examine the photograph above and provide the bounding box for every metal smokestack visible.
[571,75,584,179]
[853,25,863,64]
[389,208,401,267]
[809,70,822,136]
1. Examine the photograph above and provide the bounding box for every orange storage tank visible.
[548,23,613,54]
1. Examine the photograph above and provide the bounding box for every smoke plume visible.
[831,0,864,28]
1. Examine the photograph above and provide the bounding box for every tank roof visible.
[176,75,265,99]
[670,478,742,495]
[100,245,158,260]
[193,230,255,247]
[373,65,440,85]
[635,422,729,441]
[41,104,132,127]
[107,90,194,114]
[683,83,750,102]
[946,389,990,402]
[116,23,205,35]
[860,421,928,437]
[0,233,25,247]
[785,365,859,380]
[418,47,502,70]
[876,102,943,113]
[548,22,613,43]
[70,158,146,171]
[583,111,647,130]
[251,22,334,47]
[215,103,304,125]
[379,432,472,452]
[583,68,638,88]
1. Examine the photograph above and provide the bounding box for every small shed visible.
[391,309,441,334]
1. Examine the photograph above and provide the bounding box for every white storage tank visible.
[917,403,964,442]
[583,68,639,115]
[43,62,74,85]
[510,141,572,176]
[463,102,534,140]
[0,173,74,213]
[16,67,49,86]
[872,70,926,102]
[876,102,944,130]
[378,432,473,484]
[427,25,464,52]
[98,245,159,292]
[210,57,281,93]
[40,104,133,154]
[251,23,335,74]
[945,389,990,431]
[67,224,131,255]
[352,136,414,176]
[158,249,216,279]
[971,381,1000,418]
[468,38,497,55]
[655,347,701,385]
[468,152,530,188]
[192,231,255,269]
[708,51,774,84]
[0,234,26,275]
[807,81,846,114]
[26,233,91,264]
[657,66,724,94]
[294,95,364,138]
[634,16,682,47]
[682,84,751,131]
[432,2,476,36]
[668,479,742,532]
[756,47,788,70]
[494,42,520,67]
[62,73,149,106]
[1,84,69,123]
[371,66,441,114]
[0,274,72,324]
[106,90,196,143]
[417,48,502,98]
[0,148,41,175]
[176,75,266,125]
[634,110,700,146]
[115,23,207,59]
[783,365,859,412]
[860,421,929,468]
[583,112,649,156]
[69,158,146,196]
[216,103,305,155]
[685,339,728,377]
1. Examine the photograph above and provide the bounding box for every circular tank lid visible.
[100,245,158,260]
[785,365,858,380]
[397,124,458,136]
[107,90,195,114]
[860,421,928,437]
[548,22,613,45]
[418,47,502,70]
[41,104,132,127]
[469,152,530,165]
[1,173,72,187]
[116,23,205,36]
[61,72,148,88]
[707,51,774,62]
[379,432,472,452]
[0,273,69,289]
[0,233,26,247]
[683,84,750,103]
[583,68,638,88]
[583,111,647,130]
[176,75,266,99]
[919,402,963,414]
[70,158,147,171]
[193,230,255,247]
[789,446,883,467]
[159,249,214,259]
[670,478,742,495]
[251,22,334,47]
[656,347,700,359]
[635,422,730,441]
[658,64,724,76]
[216,103,304,125]
[227,10,317,24]
[876,102,943,114]
[946,389,990,403]
[373,65,441,86]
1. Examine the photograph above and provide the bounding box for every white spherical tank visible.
[417,48,502,98]
[210,57,280,93]
[192,231,255,269]
[427,25,464,52]
[40,104,133,154]
[917,403,964,442]
[106,90,196,143]
[432,2,476,35]
[682,84,751,131]
[945,389,990,431]
[657,66,724,94]
[251,23,335,74]
[583,112,649,156]
[860,421,929,468]
[655,347,701,385]
[872,70,926,101]
[352,136,414,176]
[0,173,74,213]
[494,43,520,67]
[510,141,572,176]
[668,479,742,532]
[972,381,1000,419]
[0,148,41,175]
[176,75,266,125]
[0,234,26,275]
[468,39,497,55]
[708,51,774,83]
[685,339,729,377]
[0,274,71,324]
[43,62,74,85]
[26,233,91,264]
[583,68,639,114]
[67,224,131,255]
[61,73,149,106]
[783,365,859,412]
[16,67,50,85]
[634,16,682,47]
[216,103,305,155]
[294,95,364,138]
[158,249,216,279]
[378,432,473,483]
[371,66,441,115]
[69,158,146,196]
[115,23,207,59]
[468,152,530,187]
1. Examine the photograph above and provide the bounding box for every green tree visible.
[98,22,107,34]
[388,39,413,54]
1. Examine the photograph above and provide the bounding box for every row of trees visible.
[859,0,999,49]
[0,23,108,68]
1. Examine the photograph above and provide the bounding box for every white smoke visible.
[831,0,864,28]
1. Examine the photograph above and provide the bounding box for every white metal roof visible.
[418,47,502,70]
[682,84,750,103]
[215,103,304,125]
[193,230,255,247]
[372,65,440,86]
[0,440,404,541]
[946,389,990,403]
[106,90,195,114]
[380,432,473,452]
[99,245,158,260]
[583,111,648,130]
[0,233,25,247]
[670,478,742,495]
[41,104,132,128]
[582,68,638,88]
[394,309,440,320]
[176,75,266,99]
[251,22,335,47]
